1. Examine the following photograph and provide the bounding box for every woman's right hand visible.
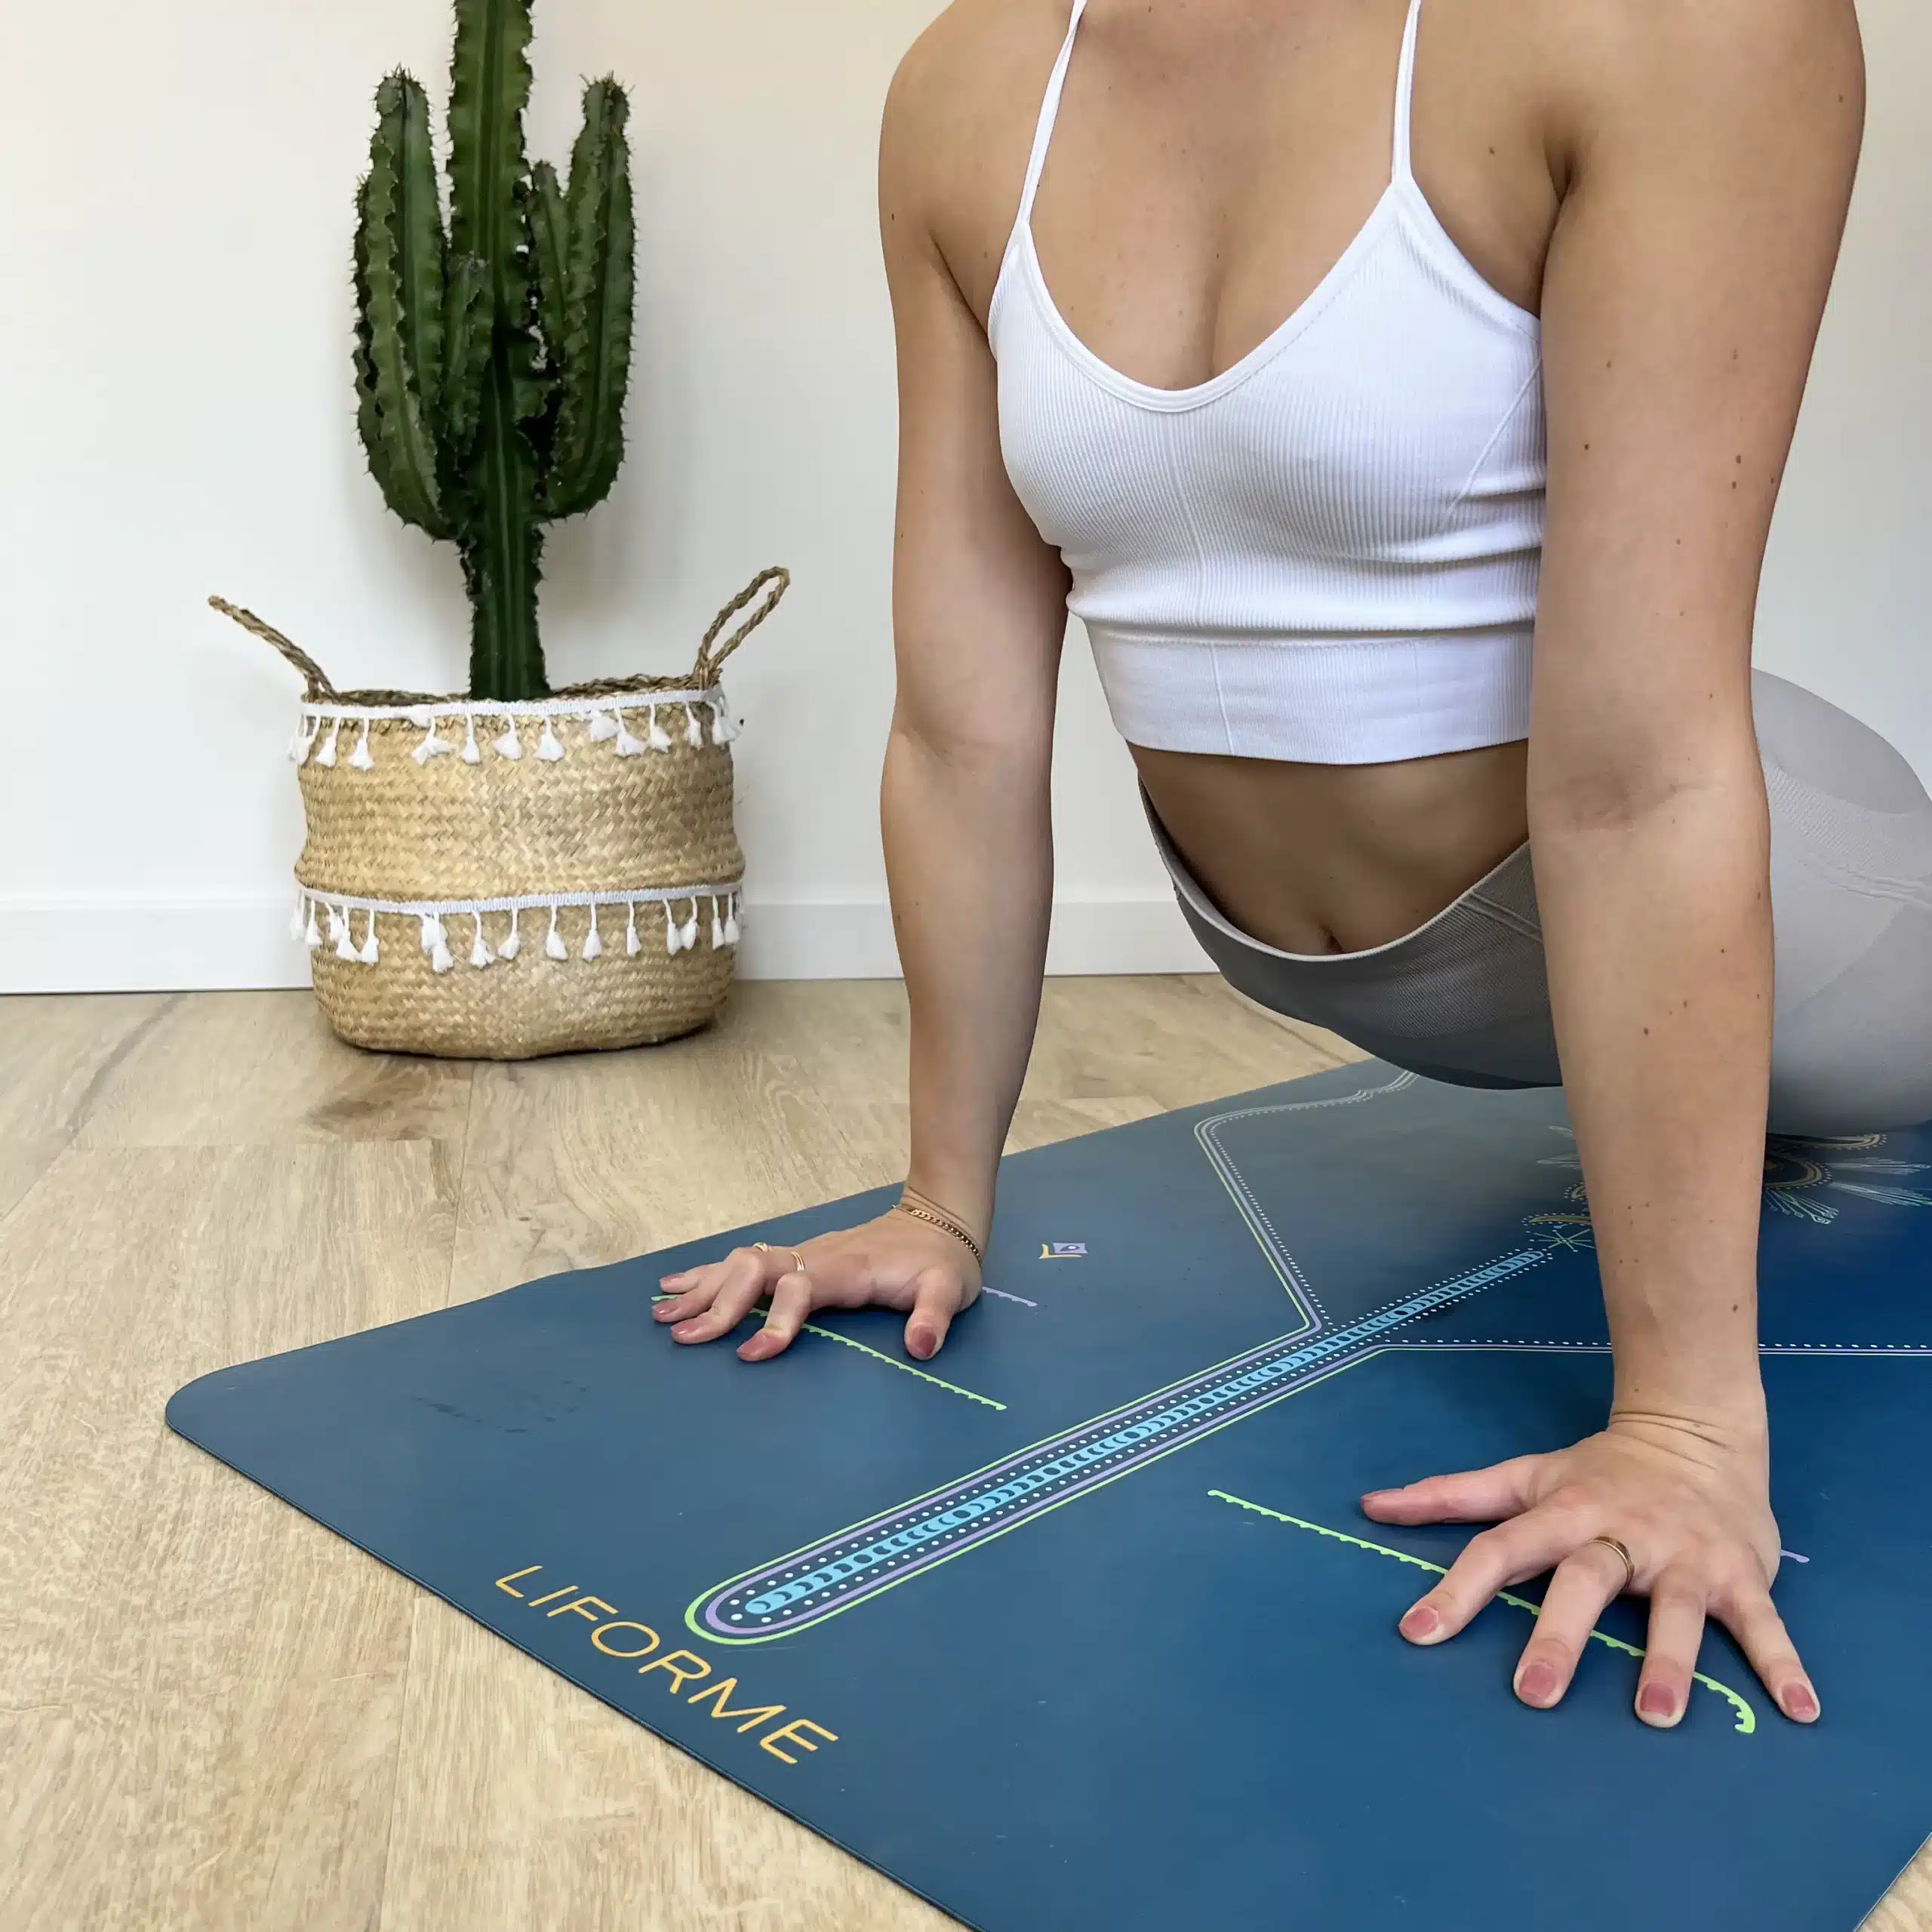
[654,1209,983,1364]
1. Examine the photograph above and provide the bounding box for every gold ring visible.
[752,1241,808,1276]
[1589,1534,1636,1594]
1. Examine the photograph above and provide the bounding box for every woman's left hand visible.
[1360,1414,1820,1728]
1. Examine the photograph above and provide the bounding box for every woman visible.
[659,0,1932,1729]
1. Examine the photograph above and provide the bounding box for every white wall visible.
[1,0,1925,993]
[1755,0,1930,741]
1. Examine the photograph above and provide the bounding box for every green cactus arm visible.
[379,71,448,413]
[529,159,571,372]
[507,200,555,448]
[440,254,493,481]
[445,0,550,466]
[447,0,534,320]
[353,103,451,537]
[352,174,386,476]
[546,78,635,518]
[444,0,555,697]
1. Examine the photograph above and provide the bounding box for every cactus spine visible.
[352,0,635,700]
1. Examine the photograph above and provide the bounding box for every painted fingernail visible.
[1516,1662,1560,1706]
[1399,1604,1441,1641]
[907,1329,935,1360]
[1782,1682,1820,1721]
[1638,1682,1678,1722]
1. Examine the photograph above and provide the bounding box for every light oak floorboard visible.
[74,992,476,1151]
[0,1137,68,1227]
[1872,1863,1932,1932]
[0,1131,458,1930]
[0,992,177,1140]
[0,983,1921,1930]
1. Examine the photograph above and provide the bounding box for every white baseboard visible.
[1,895,315,995]
[1041,896,1213,978]
[0,891,1211,994]
[739,894,1212,980]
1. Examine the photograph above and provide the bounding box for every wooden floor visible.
[0,980,1924,1930]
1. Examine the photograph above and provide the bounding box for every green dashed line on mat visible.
[798,1322,1005,1410]
[652,1295,1004,1411]
[1208,1488,1756,1734]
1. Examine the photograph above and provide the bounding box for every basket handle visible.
[209,595,340,702]
[692,567,790,685]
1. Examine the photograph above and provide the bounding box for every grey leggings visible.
[1152,672,1932,1135]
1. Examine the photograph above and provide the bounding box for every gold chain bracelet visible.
[893,1189,985,1266]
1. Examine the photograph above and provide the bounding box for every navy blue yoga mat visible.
[169,1062,1932,1930]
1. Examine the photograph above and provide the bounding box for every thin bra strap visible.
[1391,0,1425,185]
[1014,0,1090,232]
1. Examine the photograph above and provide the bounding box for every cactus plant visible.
[352,0,635,700]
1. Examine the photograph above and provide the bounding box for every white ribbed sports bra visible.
[988,0,1546,765]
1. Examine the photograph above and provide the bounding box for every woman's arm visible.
[1364,0,1862,1725]
[657,32,1069,1363]
[883,48,1072,1269]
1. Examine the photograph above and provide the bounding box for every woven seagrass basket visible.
[214,567,789,1060]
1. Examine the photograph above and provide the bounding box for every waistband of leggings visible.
[1141,787,1534,969]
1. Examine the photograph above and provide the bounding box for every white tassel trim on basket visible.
[659,895,715,955]
[292,688,739,771]
[291,884,745,972]
[418,912,454,974]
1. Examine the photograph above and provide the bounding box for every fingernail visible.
[1782,1681,1819,1721]
[1638,1682,1678,1722]
[1399,1604,1441,1641]
[907,1329,935,1360]
[672,1321,698,1339]
[1516,1662,1560,1706]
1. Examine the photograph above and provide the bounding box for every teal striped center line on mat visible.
[690,1247,1555,1642]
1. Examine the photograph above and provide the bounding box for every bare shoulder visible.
[881,0,1073,321]
[1530,0,1863,166]
[1526,0,1868,689]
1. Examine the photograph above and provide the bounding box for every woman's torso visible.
[923,0,1566,952]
